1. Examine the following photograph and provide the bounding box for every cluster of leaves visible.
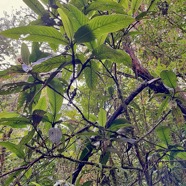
[0,0,186,186]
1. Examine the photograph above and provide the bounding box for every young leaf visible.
[74,14,134,43]
[0,26,67,45]
[98,108,107,127]
[0,142,25,158]
[156,126,171,146]
[160,70,177,89]
[84,61,98,89]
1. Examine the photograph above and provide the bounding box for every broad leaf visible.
[0,26,67,45]
[99,151,110,165]
[131,0,142,15]
[0,142,25,158]
[0,117,31,128]
[0,82,36,95]
[19,130,35,146]
[74,14,134,43]
[98,108,107,127]
[47,78,64,121]
[32,56,71,73]
[23,0,46,16]
[156,126,171,145]
[84,61,98,89]
[0,65,24,79]
[157,96,170,118]
[160,70,177,89]
[62,4,88,33]
[92,44,132,67]
[108,118,130,131]
[85,0,124,14]
[58,8,74,40]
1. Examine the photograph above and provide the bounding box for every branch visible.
[106,78,160,128]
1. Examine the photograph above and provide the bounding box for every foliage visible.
[0,0,186,185]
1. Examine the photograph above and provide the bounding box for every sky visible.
[0,0,27,16]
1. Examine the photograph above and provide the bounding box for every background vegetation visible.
[0,0,186,185]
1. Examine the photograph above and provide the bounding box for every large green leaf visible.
[32,56,71,73]
[62,4,88,33]
[0,117,31,128]
[92,44,132,67]
[160,70,177,89]
[84,61,98,89]
[47,78,64,121]
[23,0,46,16]
[156,126,171,146]
[98,108,107,127]
[74,14,134,43]
[0,26,67,45]
[58,8,74,40]
[0,142,25,158]
[85,0,124,14]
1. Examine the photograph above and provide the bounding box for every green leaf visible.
[82,181,93,186]
[23,0,46,16]
[21,43,30,65]
[92,44,132,67]
[74,14,134,43]
[19,130,35,146]
[85,0,124,14]
[84,61,98,89]
[25,167,32,179]
[157,96,170,118]
[0,142,25,158]
[58,8,74,40]
[0,117,31,128]
[0,82,35,95]
[160,70,177,89]
[32,56,71,73]
[99,151,110,165]
[79,142,93,160]
[131,0,142,15]
[0,65,24,79]
[0,26,67,45]
[30,182,41,186]
[47,78,64,121]
[33,96,47,111]
[0,112,19,118]
[108,118,130,131]
[156,126,171,145]
[172,106,185,126]
[62,4,88,33]
[98,108,107,127]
